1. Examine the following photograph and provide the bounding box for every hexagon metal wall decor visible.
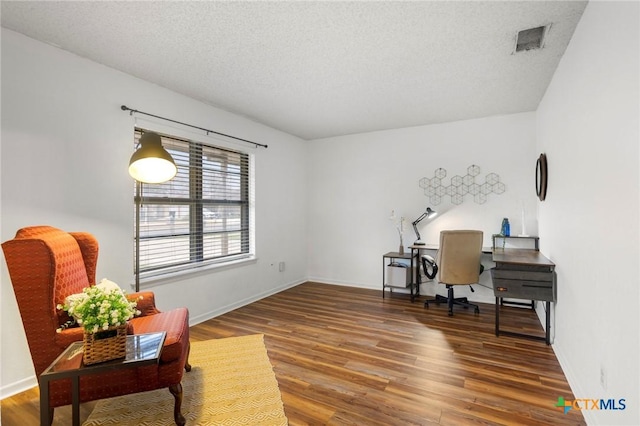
[418,165,505,205]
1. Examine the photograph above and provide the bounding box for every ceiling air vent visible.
[514,25,548,52]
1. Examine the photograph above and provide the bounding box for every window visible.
[134,129,252,278]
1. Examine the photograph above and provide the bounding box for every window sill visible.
[129,256,258,290]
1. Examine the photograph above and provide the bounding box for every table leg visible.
[495,297,500,337]
[415,252,421,298]
[382,256,385,299]
[412,248,419,301]
[545,301,551,345]
[72,376,80,426]
[410,251,415,302]
[410,264,414,302]
[39,377,49,426]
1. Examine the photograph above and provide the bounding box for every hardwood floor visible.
[2,282,584,425]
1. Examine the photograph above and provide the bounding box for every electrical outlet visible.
[278,262,285,272]
[600,366,607,390]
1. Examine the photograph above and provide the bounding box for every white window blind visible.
[134,129,252,278]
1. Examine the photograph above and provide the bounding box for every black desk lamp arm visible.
[412,213,427,242]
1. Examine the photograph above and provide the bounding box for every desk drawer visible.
[491,269,553,282]
[492,278,555,302]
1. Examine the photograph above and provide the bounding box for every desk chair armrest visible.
[421,255,438,280]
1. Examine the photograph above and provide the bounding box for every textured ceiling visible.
[1,1,587,140]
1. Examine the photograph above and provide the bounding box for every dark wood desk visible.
[491,249,556,344]
[39,332,166,426]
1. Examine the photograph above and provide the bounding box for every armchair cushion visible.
[130,307,189,364]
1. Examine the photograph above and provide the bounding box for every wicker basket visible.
[82,323,127,365]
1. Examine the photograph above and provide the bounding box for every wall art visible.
[419,164,505,205]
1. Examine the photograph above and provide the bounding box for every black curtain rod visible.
[121,105,268,149]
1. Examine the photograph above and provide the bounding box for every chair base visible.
[424,286,480,316]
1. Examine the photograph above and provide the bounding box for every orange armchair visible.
[2,226,191,425]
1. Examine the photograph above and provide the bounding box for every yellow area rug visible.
[84,334,288,425]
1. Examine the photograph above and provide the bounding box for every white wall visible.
[537,2,639,424]
[0,29,308,397]
[307,112,538,303]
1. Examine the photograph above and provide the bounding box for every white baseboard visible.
[307,277,499,305]
[189,278,305,326]
[1,375,37,400]
[306,276,373,289]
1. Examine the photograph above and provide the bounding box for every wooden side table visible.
[382,251,418,301]
[39,332,166,426]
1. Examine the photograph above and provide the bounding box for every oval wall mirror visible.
[536,153,548,201]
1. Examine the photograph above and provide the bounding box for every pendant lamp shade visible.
[129,132,177,183]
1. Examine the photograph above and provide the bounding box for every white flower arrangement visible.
[57,279,141,334]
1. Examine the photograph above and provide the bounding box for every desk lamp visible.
[412,207,437,245]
